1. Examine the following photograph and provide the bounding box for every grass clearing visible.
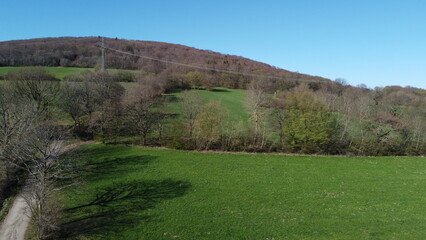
[0,66,138,80]
[60,144,426,239]
[165,88,249,124]
[0,66,93,80]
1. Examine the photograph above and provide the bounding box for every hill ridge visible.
[0,36,329,84]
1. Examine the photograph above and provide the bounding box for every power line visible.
[103,45,327,83]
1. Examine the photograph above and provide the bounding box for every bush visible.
[283,91,335,154]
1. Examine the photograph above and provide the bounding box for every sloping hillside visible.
[0,37,329,84]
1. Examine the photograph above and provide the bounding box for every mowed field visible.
[166,88,250,124]
[0,66,93,79]
[60,144,426,240]
[0,66,138,80]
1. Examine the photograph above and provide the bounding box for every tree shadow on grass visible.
[211,88,230,92]
[59,149,192,239]
[58,154,156,188]
[81,155,155,182]
[59,179,191,239]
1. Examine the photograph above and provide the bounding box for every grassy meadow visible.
[0,66,93,80]
[60,144,426,240]
[0,66,139,80]
[165,88,250,124]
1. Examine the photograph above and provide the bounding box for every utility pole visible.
[100,37,105,72]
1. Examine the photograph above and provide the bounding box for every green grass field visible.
[193,88,249,123]
[0,66,138,80]
[60,144,426,240]
[0,66,93,80]
[166,88,250,124]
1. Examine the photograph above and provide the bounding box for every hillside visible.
[0,37,329,86]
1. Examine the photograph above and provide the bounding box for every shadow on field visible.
[58,152,192,239]
[59,179,191,239]
[211,88,230,92]
[81,155,155,181]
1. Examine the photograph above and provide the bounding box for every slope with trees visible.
[0,37,329,90]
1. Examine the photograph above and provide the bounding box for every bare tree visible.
[61,72,126,139]
[122,82,164,145]
[0,85,36,203]
[180,91,203,138]
[270,99,286,150]
[194,101,227,150]
[1,84,75,239]
[220,120,247,151]
[9,68,60,119]
[407,115,426,154]
[61,82,88,130]
[246,81,269,149]
[12,123,72,240]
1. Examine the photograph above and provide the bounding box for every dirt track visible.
[0,141,93,240]
[0,195,32,240]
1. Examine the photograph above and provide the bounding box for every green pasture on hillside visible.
[0,66,138,80]
[166,88,250,124]
[60,144,426,239]
[0,66,93,80]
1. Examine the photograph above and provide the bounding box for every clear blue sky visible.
[1,0,426,89]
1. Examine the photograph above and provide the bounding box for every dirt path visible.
[0,141,94,240]
[0,195,32,240]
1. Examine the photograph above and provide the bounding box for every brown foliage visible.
[0,37,329,89]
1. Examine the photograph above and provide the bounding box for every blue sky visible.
[1,0,426,89]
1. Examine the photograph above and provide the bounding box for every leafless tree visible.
[122,82,164,145]
[246,81,269,149]
[11,122,74,240]
[0,85,36,202]
[61,82,88,129]
[270,99,286,149]
[194,101,227,150]
[9,68,60,119]
[220,121,247,151]
[61,72,126,139]
[1,84,76,239]
[180,91,203,138]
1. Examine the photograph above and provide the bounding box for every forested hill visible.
[0,37,328,83]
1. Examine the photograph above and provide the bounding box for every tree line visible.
[2,67,425,157]
[30,67,423,156]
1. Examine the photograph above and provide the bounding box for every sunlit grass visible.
[166,88,249,124]
[0,66,93,80]
[60,144,426,239]
[0,66,137,80]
